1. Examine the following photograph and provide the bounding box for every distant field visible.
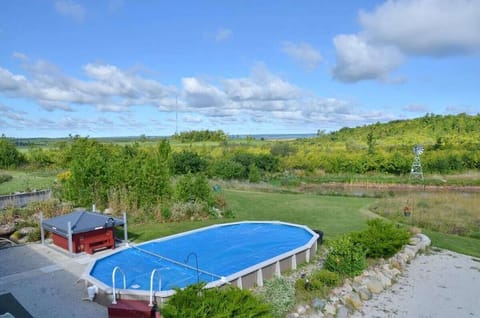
[0,170,56,194]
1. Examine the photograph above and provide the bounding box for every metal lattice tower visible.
[410,145,424,181]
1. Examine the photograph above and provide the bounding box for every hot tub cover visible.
[42,210,124,236]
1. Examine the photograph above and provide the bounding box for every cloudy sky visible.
[1,0,479,138]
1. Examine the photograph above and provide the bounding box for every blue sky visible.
[0,0,479,138]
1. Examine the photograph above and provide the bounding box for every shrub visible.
[248,164,261,183]
[175,173,213,205]
[324,236,367,276]
[210,159,245,180]
[27,227,41,242]
[262,276,295,317]
[0,173,13,184]
[350,219,411,258]
[170,201,209,222]
[170,151,208,175]
[162,283,272,318]
[310,269,340,288]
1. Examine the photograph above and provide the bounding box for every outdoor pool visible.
[84,221,319,300]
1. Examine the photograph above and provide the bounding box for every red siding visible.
[51,228,115,254]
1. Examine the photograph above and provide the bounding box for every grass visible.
[422,230,480,258]
[127,188,480,258]
[370,191,480,237]
[128,189,375,242]
[0,170,57,195]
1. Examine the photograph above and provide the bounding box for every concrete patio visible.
[0,243,108,317]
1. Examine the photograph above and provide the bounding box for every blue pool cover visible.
[89,222,315,291]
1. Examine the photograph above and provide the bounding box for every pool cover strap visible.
[131,245,224,280]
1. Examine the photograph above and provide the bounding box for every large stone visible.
[323,304,336,315]
[312,298,326,311]
[366,277,384,294]
[296,304,307,315]
[344,291,363,310]
[357,286,372,301]
[336,306,349,318]
[18,227,36,236]
[417,234,431,250]
[376,271,392,288]
[0,223,15,236]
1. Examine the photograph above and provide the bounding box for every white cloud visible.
[360,0,480,56]
[55,0,86,22]
[282,42,323,71]
[215,27,232,42]
[333,0,480,82]
[182,114,203,123]
[445,104,476,114]
[0,57,175,113]
[223,64,300,102]
[332,34,404,82]
[403,104,430,113]
[0,57,399,135]
[182,77,228,108]
[12,52,28,61]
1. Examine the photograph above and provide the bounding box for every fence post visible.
[40,212,45,245]
[123,212,128,246]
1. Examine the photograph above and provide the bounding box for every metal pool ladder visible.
[149,268,162,307]
[111,266,126,304]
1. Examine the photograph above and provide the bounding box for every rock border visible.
[289,233,432,318]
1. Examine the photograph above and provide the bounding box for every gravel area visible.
[352,248,480,318]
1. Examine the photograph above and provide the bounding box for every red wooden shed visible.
[42,210,125,255]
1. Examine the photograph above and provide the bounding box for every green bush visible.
[210,159,246,180]
[248,164,261,183]
[310,269,340,288]
[0,173,13,184]
[324,236,367,276]
[175,173,214,205]
[262,277,295,317]
[162,283,272,318]
[350,219,411,258]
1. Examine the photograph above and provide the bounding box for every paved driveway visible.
[0,243,107,318]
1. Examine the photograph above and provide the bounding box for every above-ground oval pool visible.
[83,221,319,300]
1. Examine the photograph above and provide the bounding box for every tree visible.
[171,151,207,175]
[0,136,25,168]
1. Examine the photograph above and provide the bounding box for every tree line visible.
[1,114,479,204]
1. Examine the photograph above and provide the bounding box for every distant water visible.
[229,133,316,140]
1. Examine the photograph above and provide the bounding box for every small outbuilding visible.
[41,210,126,255]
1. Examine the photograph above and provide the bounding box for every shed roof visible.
[42,210,124,237]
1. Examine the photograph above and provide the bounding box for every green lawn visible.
[423,230,480,258]
[128,189,480,258]
[0,170,56,195]
[128,189,375,242]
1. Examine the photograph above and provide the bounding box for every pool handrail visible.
[149,268,162,307]
[112,266,126,304]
